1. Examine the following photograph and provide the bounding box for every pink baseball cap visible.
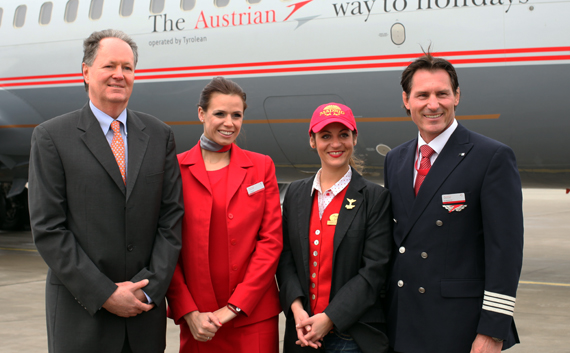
[309,103,357,135]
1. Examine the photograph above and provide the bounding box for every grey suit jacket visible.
[28,103,184,353]
[277,169,392,353]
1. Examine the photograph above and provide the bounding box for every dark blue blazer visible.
[384,123,523,352]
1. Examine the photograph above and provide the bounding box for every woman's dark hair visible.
[198,77,248,111]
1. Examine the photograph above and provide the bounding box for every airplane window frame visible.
[180,0,196,11]
[0,8,3,28]
[214,0,230,8]
[150,0,165,14]
[247,0,262,4]
[120,0,134,17]
[39,2,54,25]
[14,5,27,28]
[89,0,104,20]
[65,0,79,23]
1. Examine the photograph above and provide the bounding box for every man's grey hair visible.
[82,29,138,91]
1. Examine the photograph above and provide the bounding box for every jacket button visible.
[419,287,426,294]
[312,273,316,278]
[312,294,316,300]
[313,261,317,267]
[315,230,320,235]
[314,240,319,245]
[436,220,443,226]
[399,246,406,254]
[228,213,234,219]
[421,252,428,259]
[127,244,134,252]
[393,218,397,223]
[398,280,404,287]
[311,283,315,288]
[231,239,237,245]
[232,265,238,271]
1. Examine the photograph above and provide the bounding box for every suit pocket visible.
[441,279,484,298]
[146,171,164,184]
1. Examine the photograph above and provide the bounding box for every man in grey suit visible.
[28,29,184,353]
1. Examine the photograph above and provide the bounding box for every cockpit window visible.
[150,0,165,14]
[181,0,196,11]
[14,5,27,28]
[39,2,53,25]
[90,0,104,20]
[65,0,79,23]
[120,0,134,17]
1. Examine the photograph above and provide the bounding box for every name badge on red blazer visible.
[247,182,265,196]
[442,193,467,213]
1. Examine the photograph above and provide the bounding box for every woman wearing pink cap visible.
[277,103,392,353]
[167,77,283,353]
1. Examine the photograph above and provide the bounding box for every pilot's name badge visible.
[442,193,465,204]
[442,193,467,213]
[247,182,265,196]
[327,213,339,226]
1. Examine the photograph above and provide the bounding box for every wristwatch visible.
[492,337,504,343]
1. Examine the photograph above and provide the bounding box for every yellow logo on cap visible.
[320,105,345,117]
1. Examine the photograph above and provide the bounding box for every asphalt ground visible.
[0,188,569,352]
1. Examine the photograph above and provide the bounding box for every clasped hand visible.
[293,310,333,349]
[102,279,154,317]
[184,306,237,342]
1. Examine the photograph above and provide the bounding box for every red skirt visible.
[177,315,279,353]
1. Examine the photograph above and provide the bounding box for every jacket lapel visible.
[180,142,212,195]
[402,124,473,240]
[78,104,126,194]
[297,176,315,285]
[125,111,149,201]
[226,145,253,209]
[396,139,417,217]
[333,170,365,261]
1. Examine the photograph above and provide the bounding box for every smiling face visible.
[199,92,244,146]
[82,37,135,117]
[310,122,357,172]
[403,69,460,143]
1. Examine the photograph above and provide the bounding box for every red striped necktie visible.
[414,144,435,196]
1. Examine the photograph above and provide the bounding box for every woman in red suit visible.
[166,77,283,353]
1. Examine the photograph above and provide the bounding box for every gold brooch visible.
[345,198,356,210]
[327,213,339,226]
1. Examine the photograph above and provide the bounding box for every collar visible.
[90,101,128,135]
[311,167,352,196]
[417,118,458,155]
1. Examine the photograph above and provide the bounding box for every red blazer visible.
[167,143,283,328]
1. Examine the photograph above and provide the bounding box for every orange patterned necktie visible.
[110,120,126,184]
[414,144,435,196]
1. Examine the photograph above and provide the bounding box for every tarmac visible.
[0,188,569,352]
